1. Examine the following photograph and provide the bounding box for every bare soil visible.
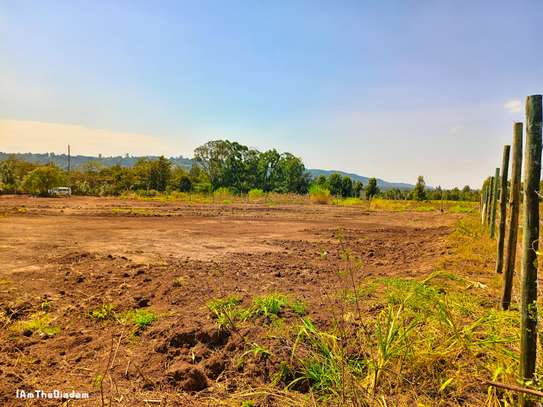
[0,196,459,406]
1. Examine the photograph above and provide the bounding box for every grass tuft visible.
[119,308,157,329]
[13,312,60,336]
[89,303,116,320]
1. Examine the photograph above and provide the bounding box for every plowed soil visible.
[0,196,459,406]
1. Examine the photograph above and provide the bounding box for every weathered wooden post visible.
[519,95,542,405]
[495,145,511,273]
[501,123,523,310]
[489,168,500,238]
[479,182,486,224]
[485,176,494,226]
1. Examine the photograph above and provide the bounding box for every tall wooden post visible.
[489,168,500,238]
[501,123,523,309]
[519,95,542,405]
[495,145,511,273]
[481,182,487,224]
[485,176,494,226]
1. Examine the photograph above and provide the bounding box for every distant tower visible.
[67,145,71,172]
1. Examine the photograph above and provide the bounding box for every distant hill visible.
[307,169,414,190]
[0,152,194,170]
[0,152,414,190]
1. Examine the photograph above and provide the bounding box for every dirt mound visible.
[166,360,208,391]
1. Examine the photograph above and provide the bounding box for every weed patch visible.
[89,304,116,320]
[119,308,157,329]
[13,312,60,336]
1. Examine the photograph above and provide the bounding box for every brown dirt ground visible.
[0,196,460,406]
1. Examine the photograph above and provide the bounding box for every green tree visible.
[148,156,171,192]
[256,149,281,191]
[189,164,211,192]
[328,173,342,196]
[22,165,64,196]
[178,174,192,192]
[315,175,328,187]
[352,180,363,198]
[365,178,379,200]
[412,176,427,201]
[341,176,353,197]
[194,140,310,193]
[0,156,37,192]
[194,140,253,191]
[273,153,310,193]
[432,185,443,201]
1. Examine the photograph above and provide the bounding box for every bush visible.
[214,187,234,201]
[21,165,64,196]
[309,185,331,204]
[248,188,265,201]
[178,174,192,192]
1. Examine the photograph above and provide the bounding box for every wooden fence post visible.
[495,145,511,273]
[489,168,500,238]
[519,95,542,405]
[501,123,523,309]
[485,176,494,226]
[481,182,487,224]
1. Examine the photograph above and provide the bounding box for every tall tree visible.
[352,180,363,198]
[328,173,342,196]
[412,176,427,201]
[365,178,379,200]
[341,176,353,197]
[148,156,171,192]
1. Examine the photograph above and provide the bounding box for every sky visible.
[1,1,543,188]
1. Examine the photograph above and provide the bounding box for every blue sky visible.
[1,1,542,187]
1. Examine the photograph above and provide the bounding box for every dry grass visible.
[204,212,542,406]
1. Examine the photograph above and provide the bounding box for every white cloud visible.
[0,118,181,156]
[504,99,522,113]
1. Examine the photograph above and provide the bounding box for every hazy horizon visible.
[2,1,542,188]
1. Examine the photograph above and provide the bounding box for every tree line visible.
[0,139,480,201]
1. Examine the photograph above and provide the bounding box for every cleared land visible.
[1,196,498,406]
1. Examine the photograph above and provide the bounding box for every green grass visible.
[207,294,307,329]
[207,295,244,329]
[248,188,265,201]
[290,299,307,316]
[13,312,60,336]
[205,213,534,406]
[252,293,290,318]
[369,198,477,213]
[89,303,116,320]
[40,299,53,311]
[119,308,157,329]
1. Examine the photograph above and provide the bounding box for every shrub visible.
[248,188,265,201]
[21,165,64,196]
[178,175,193,192]
[309,185,331,204]
[213,187,234,201]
